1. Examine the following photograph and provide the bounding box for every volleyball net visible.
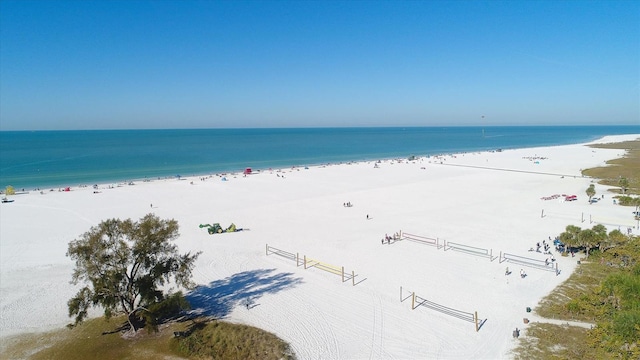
[499,252,559,274]
[401,232,442,249]
[398,230,495,261]
[400,286,485,332]
[265,244,303,266]
[589,215,637,229]
[443,240,496,261]
[541,209,638,229]
[540,209,587,223]
[266,244,362,285]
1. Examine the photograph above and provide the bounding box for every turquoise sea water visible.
[1,126,638,190]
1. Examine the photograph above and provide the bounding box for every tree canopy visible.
[559,224,609,257]
[66,214,201,332]
[586,184,596,202]
[618,177,629,194]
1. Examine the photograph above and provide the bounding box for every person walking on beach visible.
[520,269,526,278]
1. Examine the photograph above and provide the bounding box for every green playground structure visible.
[199,223,241,234]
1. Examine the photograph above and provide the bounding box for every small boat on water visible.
[2,197,14,203]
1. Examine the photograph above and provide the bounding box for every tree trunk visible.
[127,311,138,333]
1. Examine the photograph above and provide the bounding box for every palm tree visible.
[586,184,596,203]
[559,225,582,254]
[579,224,607,256]
[618,177,629,194]
[578,229,599,258]
[587,224,607,255]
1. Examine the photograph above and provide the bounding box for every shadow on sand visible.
[186,268,303,318]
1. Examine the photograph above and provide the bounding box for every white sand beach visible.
[1,135,639,359]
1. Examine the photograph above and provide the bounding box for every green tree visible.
[66,214,201,332]
[586,184,596,203]
[618,177,629,194]
[578,229,599,257]
[601,265,640,344]
[606,229,628,250]
[591,224,608,253]
[559,224,582,254]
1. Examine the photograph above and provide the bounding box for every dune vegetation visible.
[512,140,640,360]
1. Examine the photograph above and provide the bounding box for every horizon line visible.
[2,124,639,132]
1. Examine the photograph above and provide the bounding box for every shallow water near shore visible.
[2,125,639,189]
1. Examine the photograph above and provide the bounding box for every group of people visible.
[530,239,551,253]
[343,201,353,207]
[381,233,400,244]
[545,254,556,266]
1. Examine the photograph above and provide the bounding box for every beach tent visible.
[244,168,252,175]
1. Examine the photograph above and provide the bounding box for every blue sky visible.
[1,0,638,130]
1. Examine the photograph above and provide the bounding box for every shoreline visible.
[1,134,639,358]
[3,129,638,192]
[0,134,622,194]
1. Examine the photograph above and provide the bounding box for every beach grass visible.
[173,318,295,360]
[535,258,610,322]
[511,141,640,360]
[511,322,597,360]
[584,140,640,195]
[514,259,605,359]
[0,316,295,360]
[511,253,639,360]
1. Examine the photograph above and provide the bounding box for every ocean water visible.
[1,126,638,190]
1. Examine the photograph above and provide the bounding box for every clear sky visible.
[1,0,638,130]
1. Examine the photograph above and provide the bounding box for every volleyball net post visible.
[475,311,479,332]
